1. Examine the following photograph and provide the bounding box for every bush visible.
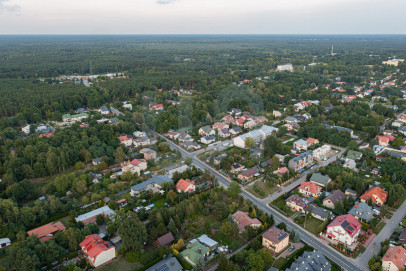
[140,252,155,265]
[361,222,371,231]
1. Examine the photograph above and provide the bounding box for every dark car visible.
[289,246,295,252]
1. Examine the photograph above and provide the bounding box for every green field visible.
[373,222,386,234]
[97,256,142,271]
[296,216,324,235]
[246,181,278,199]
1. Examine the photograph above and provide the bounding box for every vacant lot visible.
[246,181,278,199]
[296,216,324,235]
[97,256,141,271]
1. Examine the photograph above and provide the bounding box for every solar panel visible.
[341,220,349,229]
[157,264,169,271]
[278,233,288,241]
[347,226,354,232]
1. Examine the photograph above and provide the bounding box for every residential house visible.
[145,256,182,271]
[176,179,196,193]
[118,135,133,147]
[343,159,357,170]
[199,126,215,136]
[130,175,173,196]
[201,135,216,144]
[294,139,308,151]
[178,131,193,142]
[234,118,245,126]
[382,246,406,271]
[92,157,103,166]
[180,242,210,266]
[298,181,322,197]
[288,151,313,171]
[244,119,257,129]
[197,234,218,250]
[313,145,332,161]
[326,214,362,246]
[230,163,244,174]
[133,136,151,148]
[286,251,331,271]
[219,128,230,138]
[140,148,157,160]
[232,210,262,233]
[75,206,115,225]
[309,204,334,221]
[324,124,355,138]
[377,135,395,146]
[262,227,289,254]
[21,124,31,134]
[348,202,374,222]
[153,232,175,247]
[182,141,201,151]
[150,104,164,111]
[123,103,132,111]
[121,158,147,175]
[229,126,243,135]
[284,116,297,124]
[212,122,229,131]
[27,221,66,243]
[237,168,259,182]
[100,106,110,115]
[80,234,116,267]
[116,199,127,208]
[307,137,319,147]
[360,187,388,206]
[167,131,180,140]
[222,115,235,124]
[165,164,188,178]
[323,190,345,209]
[272,110,283,118]
[133,131,147,138]
[310,173,331,187]
[285,195,312,214]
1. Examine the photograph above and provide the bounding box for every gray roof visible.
[286,251,331,271]
[348,202,374,221]
[309,204,333,220]
[323,190,345,204]
[130,175,173,192]
[145,256,183,271]
[290,150,313,162]
[310,173,331,186]
[197,234,218,248]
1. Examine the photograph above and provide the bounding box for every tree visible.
[184,157,193,165]
[117,212,147,251]
[270,156,280,171]
[335,201,345,215]
[97,161,108,171]
[96,214,105,225]
[220,221,233,237]
[114,147,126,162]
[246,251,264,271]
[168,218,178,235]
[347,140,358,150]
[245,137,255,148]
[228,181,241,198]
[392,136,405,147]
[166,190,177,203]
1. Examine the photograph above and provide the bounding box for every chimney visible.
[171,261,175,266]
[198,248,202,254]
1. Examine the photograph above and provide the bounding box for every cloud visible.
[156,0,178,4]
[0,0,21,13]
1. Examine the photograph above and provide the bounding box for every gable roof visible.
[154,232,175,246]
[298,181,322,195]
[131,175,173,192]
[327,214,361,237]
[145,256,183,271]
[240,168,258,178]
[307,138,319,145]
[382,246,406,270]
[310,173,331,186]
[348,202,374,221]
[27,221,66,242]
[286,251,331,271]
[360,187,388,204]
[176,179,195,192]
[324,190,345,204]
[232,210,262,231]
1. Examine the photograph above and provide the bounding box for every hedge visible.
[135,255,163,271]
[279,245,313,270]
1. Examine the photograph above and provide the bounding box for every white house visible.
[201,135,216,144]
[0,238,11,248]
[244,119,257,129]
[313,145,331,161]
[22,124,31,134]
[326,214,361,246]
[293,139,308,151]
[80,234,116,267]
[233,125,278,148]
[121,159,147,175]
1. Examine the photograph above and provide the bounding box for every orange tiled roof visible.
[360,187,388,204]
[383,246,406,270]
[298,181,322,195]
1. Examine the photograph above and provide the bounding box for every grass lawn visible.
[296,217,324,235]
[374,222,386,234]
[97,255,142,271]
[280,135,293,142]
[353,246,366,259]
[213,231,244,250]
[246,181,278,199]
[272,198,295,217]
[393,193,406,209]
[118,191,131,201]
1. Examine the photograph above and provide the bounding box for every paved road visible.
[154,132,363,271]
[259,145,345,204]
[357,198,406,267]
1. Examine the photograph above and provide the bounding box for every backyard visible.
[295,216,324,235]
[97,256,141,271]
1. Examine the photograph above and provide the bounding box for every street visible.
[154,131,363,271]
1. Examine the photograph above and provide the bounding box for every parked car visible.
[289,246,295,252]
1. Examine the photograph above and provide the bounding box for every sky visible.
[0,0,405,34]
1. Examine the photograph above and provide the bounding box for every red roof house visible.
[326,214,361,246]
[80,234,116,267]
[382,246,406,271]
[27,221,66,243]
[232,210,262,232]
[360,187,388,206]
[176,179,195,193]
[153,232,175,247]
[298,181,322,197]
